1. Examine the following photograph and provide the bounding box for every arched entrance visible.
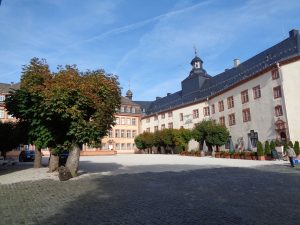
[280,132,287,141]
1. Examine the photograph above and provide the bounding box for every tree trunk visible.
[66,144,80,177]
[34,149,42,168]
[48,154,59,172]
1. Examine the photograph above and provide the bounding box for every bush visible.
[257,141,264,156]
[264,141,271,155]
[288,141,294,148]
[294,141,300,156]
[270,140,276,150]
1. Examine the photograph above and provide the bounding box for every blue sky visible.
[1,0,300,101]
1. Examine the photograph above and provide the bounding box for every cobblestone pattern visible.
[0,165,300,225]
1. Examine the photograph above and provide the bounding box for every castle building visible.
[83,90,143,154]
[0,83,19,123]
[139,29,300,149]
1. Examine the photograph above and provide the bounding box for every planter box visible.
[215,154,221,158]
[258,155,265,160]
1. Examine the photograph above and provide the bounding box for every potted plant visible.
[264,141,271,160]
[215,151,221,158]
[239,151,245,159]
[244,151,252,160]
[233,152,240,159]
[257,141,265,160]
[251,151,257,160]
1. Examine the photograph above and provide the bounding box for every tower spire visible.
[193,45,197,56]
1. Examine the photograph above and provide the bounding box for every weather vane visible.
[193,45,197,56]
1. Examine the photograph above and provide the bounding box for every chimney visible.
[233,59,240,68]
[289,29,299,38]
[156,97,161,100]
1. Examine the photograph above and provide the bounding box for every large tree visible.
[6,58,121,176]
[193,119,229,151]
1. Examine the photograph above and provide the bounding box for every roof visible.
[145,29,300,115]
[133,101,152,111]
[121,96,140,106]
[0,83,20,94]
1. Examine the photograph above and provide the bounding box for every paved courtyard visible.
[0,155,300,225]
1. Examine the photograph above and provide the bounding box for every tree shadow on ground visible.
[2,163,299,225]
[0,162,35,176]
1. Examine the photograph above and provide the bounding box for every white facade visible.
[140,50,300,150]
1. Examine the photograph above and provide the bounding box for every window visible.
[121,129,125,138]
[241,90,249,104]
[275,105,283,117]
[273,86,282,98]
[168,112,173,117]
[0,95,5,102]
[242,108,251,122]
[132,118,136,126]
[115,117,120,125]
[115,143,120,150]
[193,109,199,119]
[227,96,234,109]
[253,85,261,99]
[180,126,184,129]
[127,118,131,125]
[154,126,158,131]
[121,143,126,150]
[132,107,136,113]
[154,115,158,121]
[168,122,173,129]
[121,118,125,125]
[219,116,225,126]
[161,113,165,119]
[228,113,236,126]
[115,129,120,138]
[146,118,150,123]
[146,128,150,132]
[211,104,215,114]
[120,107,125,113]
[127,143,131,149]
[179,113,183,121]
[126,107,130,113]
[127,130,131,138]
[132,130,137,138]
[108,130,113,138]
[272,69,279,80]
[161,124,165,129]
[203,107,210,116]
[218,100,224,112]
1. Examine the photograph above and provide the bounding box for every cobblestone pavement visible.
[0,156,300,225]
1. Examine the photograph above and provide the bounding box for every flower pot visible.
[258,155,265,160]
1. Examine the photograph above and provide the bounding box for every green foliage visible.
[288,141,294,148]
[264,141,271,155]
[0,121,28,157]
[173,128,192,151]
[193,119,229,147]
[294,141,299,155]
[270,140,276,150]
[134,135,146,150]
[5,58,121,153]
[257,141,264,156]
[135,128,192,153]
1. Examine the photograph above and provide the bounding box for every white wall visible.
[281,61,300,141]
